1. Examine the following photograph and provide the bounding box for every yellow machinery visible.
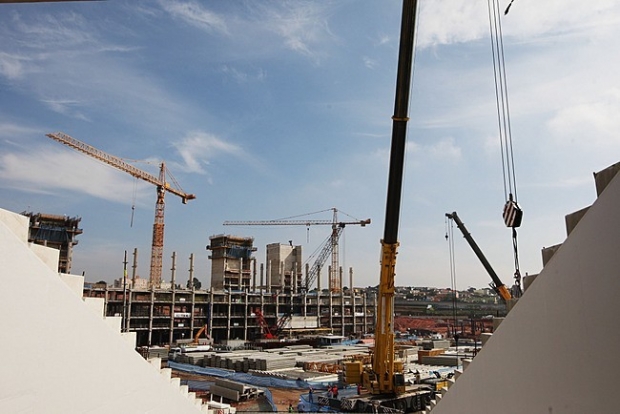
[360,0,417,397]
[343,1,434,412]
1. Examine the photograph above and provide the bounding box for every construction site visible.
[2,0,620,413]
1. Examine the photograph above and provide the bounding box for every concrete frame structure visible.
[83,285,376,346]
[207,234,256,291]
[429,163,620,414]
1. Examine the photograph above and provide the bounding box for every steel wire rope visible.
[445,216,459,347]
[487,0,523,297]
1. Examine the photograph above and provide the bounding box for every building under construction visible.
[22,212,82,274]
[83,234,375,347]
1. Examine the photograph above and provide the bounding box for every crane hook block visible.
[503,199,523,228]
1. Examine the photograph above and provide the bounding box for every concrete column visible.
[239,257,244,291]
[267,261,272,293]
[252,258,257,292]
[349,267,353,291]
[329,290,333,332]
[340,267,345,335]
[208,290,214,339]
[305,263,310,292]
[303,292,307,317]
[363,292,367,334]
[293,262,297,293]
[279,261,284,290]
[317,288,321,325]
[169,252,176,345]
[148,287,155,346]
[328,265,332,292]
[244,291,248,341]
[260,263,264,294]
[132,247,138,285]
[349,267,354,336]
[190,289,196,336]
[188,253,194,290]
[127,286,133,336]
[227,291,232,341]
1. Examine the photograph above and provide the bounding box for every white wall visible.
[0,208,202,414]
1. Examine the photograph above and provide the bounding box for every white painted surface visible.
[0,208,202,414]
[60,272,85,297]
[28,241,60,272]
[431,172,620,414]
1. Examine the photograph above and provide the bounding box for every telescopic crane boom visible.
[361,0,417,397]
[46,132,195,287]
[446,211,512,303]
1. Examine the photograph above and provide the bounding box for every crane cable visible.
[487,0,522,297]
[445,216,459,344]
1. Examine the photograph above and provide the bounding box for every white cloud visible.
[0,147,150,205]
[0,52,26,80]
[172,131,242,174]
[416,0,620,48]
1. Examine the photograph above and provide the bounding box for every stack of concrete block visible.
[209,378,261,402]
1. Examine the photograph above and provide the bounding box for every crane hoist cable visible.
[487,0,523,297]
[445,216,459,341]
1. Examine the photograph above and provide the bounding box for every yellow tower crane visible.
[224,208,370,292]
[46,132,196,288]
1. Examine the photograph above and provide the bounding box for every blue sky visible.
[1,0,619,290]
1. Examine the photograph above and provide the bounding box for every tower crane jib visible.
[46,132,196,288]
[223,208,370,292]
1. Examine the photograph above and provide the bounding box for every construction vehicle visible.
[224,208,370,292]
[445,211,514,305]
[46,132,195,288]
[340,1,434,412]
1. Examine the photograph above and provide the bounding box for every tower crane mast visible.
[46,132,195,288]
[224,208,370,292]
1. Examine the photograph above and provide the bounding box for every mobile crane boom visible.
[445,211,512,303]
[361,0,418,397]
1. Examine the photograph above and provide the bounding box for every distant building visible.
[22,212,82,274]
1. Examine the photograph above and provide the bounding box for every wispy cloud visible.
[0,52,27,80]
[159,0,229,35]
[172,131,242,175]
[247,1,335,63]
[362,56,378,70]
[0,147,150,204]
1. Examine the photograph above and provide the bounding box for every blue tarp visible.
[169,362,352,412]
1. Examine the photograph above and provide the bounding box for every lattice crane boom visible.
[46,132,196,287]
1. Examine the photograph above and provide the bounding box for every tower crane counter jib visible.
[45,132,195,288]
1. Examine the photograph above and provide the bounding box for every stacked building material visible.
[209,378,261,402]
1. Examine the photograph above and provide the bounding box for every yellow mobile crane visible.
[341,1,433,412]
